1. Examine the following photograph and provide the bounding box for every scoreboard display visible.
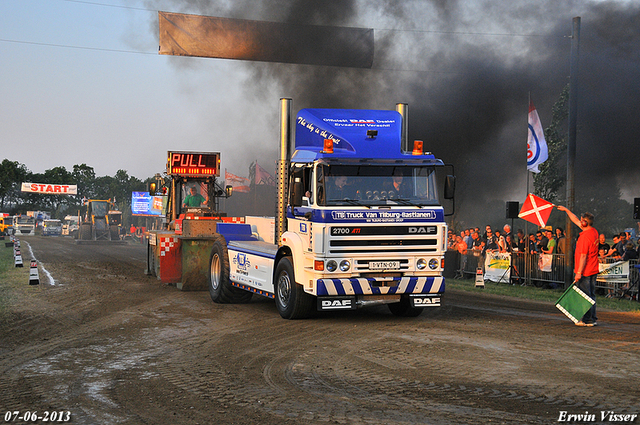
[167,151,220,177]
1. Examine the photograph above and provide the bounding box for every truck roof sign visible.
[167,151,220,177]
[294,108,428,161]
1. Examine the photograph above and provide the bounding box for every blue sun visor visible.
[292,108,410,161]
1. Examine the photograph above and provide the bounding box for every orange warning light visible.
[412,140,424,155]
[323,139,334,154]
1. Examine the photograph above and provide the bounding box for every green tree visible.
[533,85,568,204]
[0,159,28,210]
[72,164,97,200]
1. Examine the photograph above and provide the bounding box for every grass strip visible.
[447,277,640,312]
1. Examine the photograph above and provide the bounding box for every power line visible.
[61,0,151,12]
[0,38,156,55]
[58,0,558,39]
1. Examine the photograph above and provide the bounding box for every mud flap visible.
[409,294,442,307]
[317,296,357,311]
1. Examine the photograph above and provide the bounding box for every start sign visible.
[167,151,220,177]
[21,182,77,195]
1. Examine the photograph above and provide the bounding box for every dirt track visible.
[1,235,639,425]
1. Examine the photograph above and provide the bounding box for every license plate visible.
[369,261,400,270]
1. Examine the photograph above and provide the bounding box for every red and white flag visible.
[225,170,250,193]
[527,100,548,173]
[518,193,554,227]
[255,162,275,186]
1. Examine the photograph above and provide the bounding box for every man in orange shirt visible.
[557,206,599,326]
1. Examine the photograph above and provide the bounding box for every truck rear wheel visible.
[208,236,252,304]
[388,295,423,317]
[275,256,314,319]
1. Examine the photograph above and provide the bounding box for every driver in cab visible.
[183,186,208,208]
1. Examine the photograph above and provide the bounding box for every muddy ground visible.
[0,235,639,425]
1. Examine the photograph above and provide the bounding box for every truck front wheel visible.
[208,236,252,304]
[275,256,314,319]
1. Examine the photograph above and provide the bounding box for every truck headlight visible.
[429,258,439,270]
[417,258,427,270]
[326,260,338,272]
[339,260,351,272]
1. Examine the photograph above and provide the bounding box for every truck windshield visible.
[319,164,439,207]
[17,216,34,224]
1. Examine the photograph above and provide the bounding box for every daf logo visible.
[409,227,428,234]
[414,297,440,304]
[322,299,352,307]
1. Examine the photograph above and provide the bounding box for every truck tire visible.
[274,256,315,319]
[388,295,423,317]
[208,236,252,304]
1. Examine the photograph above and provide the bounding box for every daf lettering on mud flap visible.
[410,294,441,307]
[318,297,356,310]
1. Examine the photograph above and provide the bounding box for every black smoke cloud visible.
[147,0,640,227]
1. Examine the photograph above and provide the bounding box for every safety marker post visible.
[14,248,23,267]
[29,260,40,285]
[475,267,484,288]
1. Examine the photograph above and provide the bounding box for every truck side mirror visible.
[444,175,455,200]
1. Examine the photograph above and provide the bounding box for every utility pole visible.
[565,16,580,286]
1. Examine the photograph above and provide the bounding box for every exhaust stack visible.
[276,98,292,245]
[396,103,409,152]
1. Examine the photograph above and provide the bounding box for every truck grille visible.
[328,225,439,255]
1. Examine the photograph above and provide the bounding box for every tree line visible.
[0,160,150,222]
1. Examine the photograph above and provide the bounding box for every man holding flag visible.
[557,205,599,327]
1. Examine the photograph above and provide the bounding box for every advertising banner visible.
[484,252,511,283]
[21,182,77,195]
[597,261,629,284]
[132,192,166,216]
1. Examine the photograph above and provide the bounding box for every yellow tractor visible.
[77,200,122,243]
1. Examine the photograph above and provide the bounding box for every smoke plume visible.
[147,0,640,227]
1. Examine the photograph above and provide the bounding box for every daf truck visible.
[148,100,454,319]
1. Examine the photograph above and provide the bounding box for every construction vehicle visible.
[0,214,13,235]
[76,200,124,244]
[147,100,455,319]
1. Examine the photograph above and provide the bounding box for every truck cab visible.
[13,215,35,236]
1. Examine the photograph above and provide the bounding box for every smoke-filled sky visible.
[2,0,639,225]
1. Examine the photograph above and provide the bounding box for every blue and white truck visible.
[149,99,454,319]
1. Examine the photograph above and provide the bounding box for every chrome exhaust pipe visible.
[275,98,292,246]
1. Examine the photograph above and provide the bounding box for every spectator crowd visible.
[448,224,639,285]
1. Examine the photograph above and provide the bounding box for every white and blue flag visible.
[527,100,548,173]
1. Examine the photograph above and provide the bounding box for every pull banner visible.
[158,11,374,69]
[21,183,77,195]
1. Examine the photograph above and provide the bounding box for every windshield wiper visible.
[330,199,372,209]
[390,198,422,207]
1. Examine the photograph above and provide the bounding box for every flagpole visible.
[525,92,530,285]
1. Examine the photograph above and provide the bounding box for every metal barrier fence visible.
[596,257,639,299]
[449,250,639,297]
[452,251,566,287]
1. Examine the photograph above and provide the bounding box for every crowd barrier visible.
[447,250,639,298]
[596,257,639,299]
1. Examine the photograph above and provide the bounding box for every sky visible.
[2,0,639,226]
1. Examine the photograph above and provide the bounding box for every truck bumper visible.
[316,276,444,296]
